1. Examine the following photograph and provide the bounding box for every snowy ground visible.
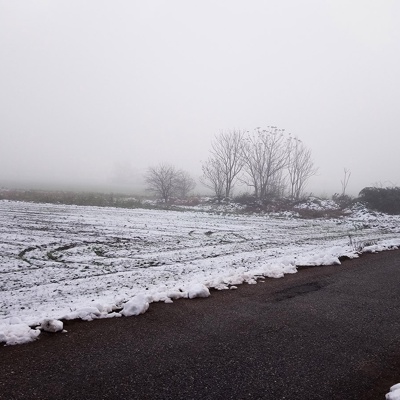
[1,200,400,345]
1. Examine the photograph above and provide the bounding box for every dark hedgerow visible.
[0,189,143,209]
[358,187,400,215]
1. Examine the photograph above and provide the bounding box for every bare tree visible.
[200,157,226,202]
[341,168,351,196]
[269,170,287,199]
[175,170,196,198]
[287,137,317,200]
[210,130,245,198]
[202,126,319,202]
[241,127,288,200]
[144,164,178,202]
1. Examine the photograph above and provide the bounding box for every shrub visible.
[358,187,400,214]
[233,193,257,206]
[332,193,354,209]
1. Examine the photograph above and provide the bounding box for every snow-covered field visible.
[1,200,400,346]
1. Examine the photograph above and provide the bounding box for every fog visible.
[1,1,399,197]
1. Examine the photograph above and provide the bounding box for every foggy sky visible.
[1,1,399,196]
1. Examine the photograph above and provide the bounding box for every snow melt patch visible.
[386,383,400,400]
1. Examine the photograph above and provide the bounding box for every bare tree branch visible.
[287,138,318,200]
[200,158,226,202]
[341,168,351,196]
[210,130,245,198]
[144,164,178,203]
[241,127,288,200]
[145,164,196,202]
[175,170,196,198]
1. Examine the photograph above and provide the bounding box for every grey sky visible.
[1,1,399,196]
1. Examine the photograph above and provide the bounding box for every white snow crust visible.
[386,383,400,400]
[40,319,63,333]
[121,295,149,317]
[1,200,400,345]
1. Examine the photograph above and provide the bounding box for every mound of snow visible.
[0,318,40,345]
[386,383,400,400]
[64,306,102,321]
[187,283,210,299]
[294,198,339,211]
[121,295,149,317]
[40,319,63,333]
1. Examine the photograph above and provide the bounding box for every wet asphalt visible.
[0,250,400,400]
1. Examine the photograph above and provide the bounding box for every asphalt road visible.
[1,250,400,400]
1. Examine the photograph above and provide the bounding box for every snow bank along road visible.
[1,200,400,345]
[1,250,400,399]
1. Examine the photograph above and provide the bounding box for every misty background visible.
[1,1,399,197]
